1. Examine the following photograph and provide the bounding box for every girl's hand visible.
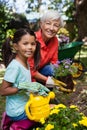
[18,81,50,96]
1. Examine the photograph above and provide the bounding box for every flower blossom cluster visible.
[53,59,77,78]
[35,104,87,130]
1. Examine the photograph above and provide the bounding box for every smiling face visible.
[40,19,61,42]
[14,33,37,59]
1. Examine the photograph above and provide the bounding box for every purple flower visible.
[65,65,69,69]
[53,58,77,77]
[54,64,58,68]
[58,34,70,44]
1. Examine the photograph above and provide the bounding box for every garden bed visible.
[54,74,87,116]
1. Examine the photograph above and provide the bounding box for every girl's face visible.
[40,19,60,42]
[14,34,37,59]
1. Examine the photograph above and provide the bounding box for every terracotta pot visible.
[57,74,74,90]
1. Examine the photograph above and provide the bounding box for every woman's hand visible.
[46,76,55,88]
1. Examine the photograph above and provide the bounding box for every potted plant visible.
[53,59,77,90]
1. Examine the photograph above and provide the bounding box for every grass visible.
[0,44,87,123]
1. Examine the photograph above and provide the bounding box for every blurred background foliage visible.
[0,0,87,61]
[0,1,14,48]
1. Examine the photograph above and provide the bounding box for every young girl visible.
[0,28,49,130]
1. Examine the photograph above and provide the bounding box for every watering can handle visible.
[25,101,35,121]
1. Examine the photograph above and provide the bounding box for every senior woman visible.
[28,9,64,87]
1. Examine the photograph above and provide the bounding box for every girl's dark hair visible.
[2,28,41,69]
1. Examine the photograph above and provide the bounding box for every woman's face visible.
[40,19,60,41]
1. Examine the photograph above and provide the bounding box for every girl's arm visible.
[0,80,18,96]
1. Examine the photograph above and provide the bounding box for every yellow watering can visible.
[25,91,55,122]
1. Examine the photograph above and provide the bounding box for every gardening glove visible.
[53,78,76,93]
[46,76,55,88]
[52,77,67,88]
[46,76,67,88]
[18,82,50,96]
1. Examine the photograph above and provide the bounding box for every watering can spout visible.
[48,91,55,101]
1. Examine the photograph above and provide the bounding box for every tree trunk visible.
[75,0,87,40]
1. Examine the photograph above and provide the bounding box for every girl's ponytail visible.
[2,37,16,67]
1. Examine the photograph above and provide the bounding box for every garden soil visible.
[54,74,87,116]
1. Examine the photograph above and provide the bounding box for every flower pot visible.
[57,74,74,90]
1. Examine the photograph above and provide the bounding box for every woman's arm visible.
[0,80,18,96]
[34,71,48,84]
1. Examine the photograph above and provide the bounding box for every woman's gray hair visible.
[40,9,64,27]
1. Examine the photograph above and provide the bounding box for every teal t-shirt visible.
[4,59,31,117]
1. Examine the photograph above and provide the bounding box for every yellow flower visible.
[79,116,87,127]
[80,112,84,116]
[6,29,15,39]
[58,27,69,36]
[70,105,78,110]
[54,104,66,109]
[36,128,39,130]
[10,35,14,39]
[45,124,54,130]
[72,123,78,127]
[40,117,45,124]
[50,108,60,115]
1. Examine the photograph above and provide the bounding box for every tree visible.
[74,0,87,40]
[0,1,14,47]
[0,0,29,46]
